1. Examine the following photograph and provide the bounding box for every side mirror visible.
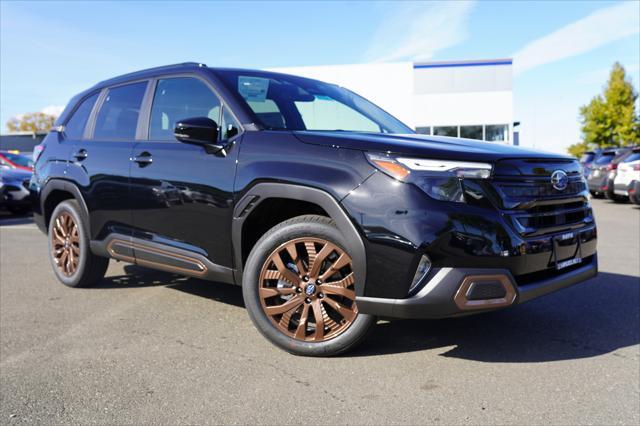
[174,117,224,154]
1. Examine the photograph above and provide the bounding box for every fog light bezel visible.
[453,274,516,310]
[409,255,432,294]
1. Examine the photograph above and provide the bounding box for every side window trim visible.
[88,79,150,141]
[137,77,157,141]
[85,88,109,140]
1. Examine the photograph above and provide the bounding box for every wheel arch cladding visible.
[41,180,90,231]
[232,183,367,296]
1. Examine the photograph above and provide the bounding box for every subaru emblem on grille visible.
[550,170,568,191]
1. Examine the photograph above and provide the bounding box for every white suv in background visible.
[613,147,640,204]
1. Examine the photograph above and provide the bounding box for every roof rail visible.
[94,62,207,87]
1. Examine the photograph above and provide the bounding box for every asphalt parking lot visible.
[0,198,638,425]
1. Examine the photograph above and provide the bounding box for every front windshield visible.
[580,152,596,163]
[216,70,413,134]
[594,153,615,165]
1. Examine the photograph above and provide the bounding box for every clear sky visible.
[1,0,638,153]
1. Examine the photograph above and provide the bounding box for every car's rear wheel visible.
[48,200,109,287]
[242,215,375,356]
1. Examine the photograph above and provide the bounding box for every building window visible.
[485,124,509,142]
[460,125,483,140]
[434,126,457,137]
[415,126,431,135]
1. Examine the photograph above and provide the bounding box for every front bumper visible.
[0,185,31,208]
[587,173,608,192]
[357,255,597,319]
[614,182,631,196]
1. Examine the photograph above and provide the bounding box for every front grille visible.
[513,200,590,233]
[496,180,586,198]
[490,163,592,236]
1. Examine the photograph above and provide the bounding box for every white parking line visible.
[0,218,37,228]
[0,224,38,229]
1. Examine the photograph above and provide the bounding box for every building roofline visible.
[413,58,512,69]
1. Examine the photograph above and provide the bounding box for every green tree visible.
[6,112,56,133]
[568,62,640,157]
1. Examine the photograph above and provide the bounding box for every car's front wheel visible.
[242,215,375,356]
[48,200,109,287]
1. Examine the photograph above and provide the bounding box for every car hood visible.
[1,168,32,182]
[293,131,573,162]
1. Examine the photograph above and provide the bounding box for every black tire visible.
[48,200,109,287]
[242,214,375,357]
[589,190,604,199]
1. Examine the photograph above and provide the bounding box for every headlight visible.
[396,158,492,179]
[365,153,493,203]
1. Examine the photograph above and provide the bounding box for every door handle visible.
[73,149,88,161]
[131,152,153,166]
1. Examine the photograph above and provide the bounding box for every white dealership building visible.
[272,58,516,144]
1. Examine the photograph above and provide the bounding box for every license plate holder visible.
[552,232,583,270]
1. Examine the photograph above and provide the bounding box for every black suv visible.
[32,63,597,356]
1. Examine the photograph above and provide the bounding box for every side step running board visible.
[90,234,236,284]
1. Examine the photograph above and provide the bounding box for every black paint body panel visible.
[31,63,598,316]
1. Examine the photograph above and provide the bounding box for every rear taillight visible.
[633,164,640,171]
[32,144,45,164]
[606,163,618,171]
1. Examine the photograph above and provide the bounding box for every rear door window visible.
[65,93,99,139]
[93,82,147,140]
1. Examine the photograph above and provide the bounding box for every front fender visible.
[232,183,368,296]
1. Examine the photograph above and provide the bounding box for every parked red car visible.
[0,151,34,171]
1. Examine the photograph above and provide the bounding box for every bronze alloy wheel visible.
[258,237,358,342]
[51,212,80,277]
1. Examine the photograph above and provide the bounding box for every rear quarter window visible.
[64,93,99,140]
